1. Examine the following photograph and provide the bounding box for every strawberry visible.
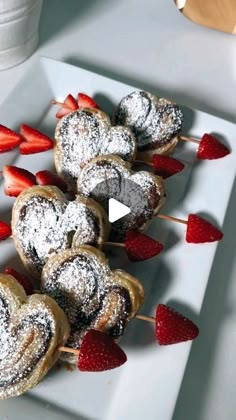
[3,165,36,197]
[77,93,99,109]
[197,133,230,160]
[155,304,199,345]
[0,125,22,153]
[186,214,223,243]
[35,170,68,193]
[125,230,163,261]
[19,124,54,154]
[78,329,127,372]
[56,94,78,119]
[152,154,184,179]
[0,220,12,240]
[4,267,34,295]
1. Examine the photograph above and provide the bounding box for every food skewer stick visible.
[4,265,201,347]
[51,98,229,157]
[0,223,163,262]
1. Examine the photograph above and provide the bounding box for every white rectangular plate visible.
[0,58,235,420]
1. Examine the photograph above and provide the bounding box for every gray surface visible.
[0,1,235,419]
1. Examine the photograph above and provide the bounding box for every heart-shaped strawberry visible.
[41,246,144,363]
[197,133,230,160]
[186,214,223,243]
[78,92,99,109]
[3,165,36,197]
[0,220,12,240]
[155,304,199,345]
[125,230,163,261]
[19,124,54,155]
[54,108,136,189]
[0,124,22,153]
[35,170,68,193]
[56,94,78,119]
[12,185,110,278]
[77,154,165,240]
[152,154,184,178]
[0,273,69,399]
[78,329,127,372]
[115,91,183,159]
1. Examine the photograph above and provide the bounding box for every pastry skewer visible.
[52,92,230,160]
[5,266,199,347]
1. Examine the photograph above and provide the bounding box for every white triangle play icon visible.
[108,198,131,223]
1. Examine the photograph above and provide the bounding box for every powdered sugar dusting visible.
[41,249,132,363]
[77,156,165,240]
[13,190,106,277]
[115,91,183,151]
[0,277,65,399]
[54,109,136,188]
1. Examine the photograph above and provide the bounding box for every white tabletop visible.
[0,1,235,419]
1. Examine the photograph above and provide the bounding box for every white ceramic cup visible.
[0,0,43,70]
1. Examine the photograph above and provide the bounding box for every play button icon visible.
[108,198,131,223]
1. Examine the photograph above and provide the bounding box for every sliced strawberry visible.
[5,267,34,295]
[152,154,184,179]
[78,329,127,372]
[3,165,36,197]
[19,124,54,154]
[155,304,199,345]
[125,230,163,261]
[0,125,22,153]
[186,214,223,243]
[35,170,68,193]
[0,221,12,240]
[56,94,78,119]
[197,133,230,160]
[77,93,99,109]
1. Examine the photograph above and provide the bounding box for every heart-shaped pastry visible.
[54,108,137,189]
[12,185,110,278]
[0,273,69,399]
[115,90,184,159]
[77,154,165,240]
[41,246,145,363]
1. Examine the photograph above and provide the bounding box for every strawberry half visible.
[3,165,36,197]
[0,125,22,153]
[155,304,199,345]
[186,214,223,243]
[5,267,34,295]
[35,170,68,193]
[0,221,12,240]
[197,133,230,160]
[152,154,184,179]
[125,230,163,261]
[19,124,54,154]
[78,93,99,109]
[56,94,78,119]
[78,329,127,372]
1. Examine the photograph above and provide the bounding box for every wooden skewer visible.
[53,312,157,356]
[104,241,125,248]
[51,100,73,109]
[59,346,79,356]
[157,213,188,225]
[180,135,199,145]
[135,314,155,323]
